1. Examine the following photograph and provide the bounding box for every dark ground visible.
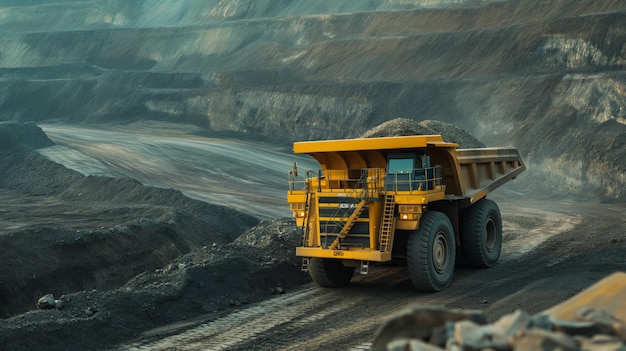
[1,1,626,350]
[0,122,310,350]
[1,121,625,350]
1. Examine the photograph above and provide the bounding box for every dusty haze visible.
[1,1,626,350]
[0,0,625,201]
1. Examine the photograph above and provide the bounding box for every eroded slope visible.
[0,0,625,200]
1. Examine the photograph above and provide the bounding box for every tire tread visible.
[460,199,502,268]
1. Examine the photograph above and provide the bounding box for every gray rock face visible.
[1,1,625,201]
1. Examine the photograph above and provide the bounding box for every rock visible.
[449,310,536,350]
[387,338,445,351]
[575,308,626,341]
[493,309,533,333]
[371,273,626,350]
[513,328,579,351]
[36,294,56,310]
[551,318,616,340]
[84,306,97,317]
[548,309,626,341]
[453,320,509,351]
[271,286,285,294]
[429,321,455,347]
[371,305,487,351]
[529,314,553,331]
[373,307,626,351]
[579,334,626,351]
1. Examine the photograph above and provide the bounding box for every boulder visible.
[371,305,487,351]
[372,272,626,351]
[36,294,56,310]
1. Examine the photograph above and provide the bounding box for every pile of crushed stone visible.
[0,219,309,351]
[372,272,626,351]
[0,122,309,350]
[361,118,485,148]
[372,304,626,351]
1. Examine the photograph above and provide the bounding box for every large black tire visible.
[407,211,456,292]
[308,258,355,287]
[460,198,502,268]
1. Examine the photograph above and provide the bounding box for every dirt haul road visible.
[36,124,626,350]
[109,204,626,350]
[40,123,318,219]
[113,199,625,350]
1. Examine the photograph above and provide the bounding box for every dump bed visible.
[452,147,525,203]
[291,135,525,204]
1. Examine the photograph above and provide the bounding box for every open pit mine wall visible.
[0,0,625,201]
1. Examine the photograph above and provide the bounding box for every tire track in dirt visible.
[119,286,368,351]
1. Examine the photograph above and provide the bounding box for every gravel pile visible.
[361,118,485,148]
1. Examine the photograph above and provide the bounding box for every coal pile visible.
[0,122,308,351]
[0,121,55,150]
[361,118,485,148]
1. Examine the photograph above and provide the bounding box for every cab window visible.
[387,158,414,174]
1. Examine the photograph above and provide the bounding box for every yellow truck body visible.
[287,135,525,291]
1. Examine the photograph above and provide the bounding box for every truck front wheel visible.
[460,198,502,268]
[407,211,456,292]
[308,258,355,287]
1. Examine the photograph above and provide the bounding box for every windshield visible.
[387,158,414,174]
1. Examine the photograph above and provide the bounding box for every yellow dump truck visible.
[287,135,525,292]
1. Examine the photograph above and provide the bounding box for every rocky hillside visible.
[0,0,625,201]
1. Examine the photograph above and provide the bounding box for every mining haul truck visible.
[287,135,525,292]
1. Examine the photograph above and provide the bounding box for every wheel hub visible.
[433,231,449,273]
[485,217,496,252]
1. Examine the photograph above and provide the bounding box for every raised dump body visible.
[287,135,525,292]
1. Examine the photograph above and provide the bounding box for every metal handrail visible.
[289,168,385,196]
[385,166,443,192]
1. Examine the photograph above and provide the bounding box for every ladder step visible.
[379,194,395,253]
[301,257,310,272]
[360,261,369,275]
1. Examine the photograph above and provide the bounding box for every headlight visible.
[290,203,307,218]
[399,213,416,220]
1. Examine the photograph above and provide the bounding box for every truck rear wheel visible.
[407,211,456,292]
[308,258,355,287]
[460,198,502,268]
